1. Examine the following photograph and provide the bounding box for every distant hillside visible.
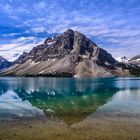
[0,56,12,71]
[128,55,140,76]
[129,55,140,66]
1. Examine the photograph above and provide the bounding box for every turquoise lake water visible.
[0,77,140,124]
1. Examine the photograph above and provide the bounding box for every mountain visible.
[116,56,128,63]
[128,55,140,66]
[0,56,12,71]
[126,55,140,76]
[1,29,138,77]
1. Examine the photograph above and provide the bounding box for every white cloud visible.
[107,45,140,59]
[11,36,39,43]
[0,37,45,61]
[34,2,47,10]
[102,29,140,38]
[1,3,19,19]
[2,33,21,37]
[0,3,29,20]
[30,27,46,33]
[0,0,140,59]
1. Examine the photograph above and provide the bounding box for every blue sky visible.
[0,0,140,61]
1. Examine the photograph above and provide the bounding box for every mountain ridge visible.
[1,29,139,77]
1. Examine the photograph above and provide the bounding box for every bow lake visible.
[0,77,140,140]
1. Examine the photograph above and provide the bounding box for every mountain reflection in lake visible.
[0,77,140,125]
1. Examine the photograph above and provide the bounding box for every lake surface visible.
[0,77,140,140]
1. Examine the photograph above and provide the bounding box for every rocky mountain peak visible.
[44,37,53,44]
[14,29,116,67]
[3,29,133,77]
[64,29,74,35]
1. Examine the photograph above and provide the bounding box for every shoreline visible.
[0,116,140,140]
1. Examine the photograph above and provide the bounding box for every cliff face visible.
[1,29,134,77]
[0,56,12,71]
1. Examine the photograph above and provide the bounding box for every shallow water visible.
[0,77,140,139]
